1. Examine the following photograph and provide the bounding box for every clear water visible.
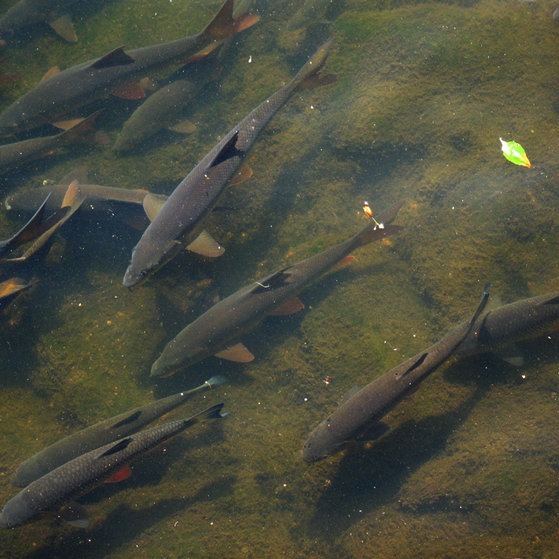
[0,0,558,557]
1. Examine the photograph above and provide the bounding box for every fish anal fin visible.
[40,66,60,83]
[495,344,524,367]
[90,47,134,70]
[105,464,133,484]
[48,15,77,43]
[268,297,305,316]
[59,503,89,528]
[52,118,87,131]
[186,230,225,258]
[215,342,254,363]
[229,163,253,186]
[111,82,146,100]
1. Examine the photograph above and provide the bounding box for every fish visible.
[0,0,256,136]
[5,182,150,213]
[12,375,225,487]
[0,403,225,528]
[302,284,491,463]
[0,277,33,309]
[122,39,334,288]
[0,0,92,43]
[0,180,85,263]
[456,291,559,366]
[0,111,99,175]
[150,203,402,378]
[114,48,226,154]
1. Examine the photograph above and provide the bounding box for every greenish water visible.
[0,0,558,557]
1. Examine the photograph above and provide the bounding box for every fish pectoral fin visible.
[356,421,392,442]
[215,342,254,363]
[48,15,77,43]
[229,163,253,186]
[105,464,133,484]
[168,119,197,134]
[111,82,147,100]
[495,344,525,367]
[268,297,305,316]
[58,502,89,528]
[40,66,60,83]
[186,230,225,258]
[142,193,168,221]
[90,47,135,70]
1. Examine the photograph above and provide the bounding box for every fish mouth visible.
[122,266,143,288]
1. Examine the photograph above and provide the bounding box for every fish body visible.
[122,40,332,288]
[302,285,490,462]
[0,0,81,42]
[0,403,225,528]
[150,203,402,378]
[457,291,559,358]
[0,111,98,174]
[0,0,247,135]
[6,183,149,212]
[12,376,224,487]
[114,37,230,153]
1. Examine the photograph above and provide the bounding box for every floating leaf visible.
[500,137,531,168]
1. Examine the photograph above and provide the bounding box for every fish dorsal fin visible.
[543,294,559,306]
[268,297,305,316]
[48,15,77,43]
[210,131,244,169]
[215,342,254,363]
[142,193,168,221]
[98,437,133,458]
[111,410,142,430]
[250,269,293,294]
[186,230,225,258]
[89,47,134,70]
[40,66,60,83]
[396,352,428,380]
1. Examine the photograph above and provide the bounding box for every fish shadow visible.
[302,380,489,542]
[23,476,235,559]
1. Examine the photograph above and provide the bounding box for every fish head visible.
[123,236,181,288]
[150,336,204,379]
[302,418,345,463]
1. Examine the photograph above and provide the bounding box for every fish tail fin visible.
[354,201,404,247]
[198,403,227,421]
[355,222,402,247]
[201,0,257,41]
[292,39,336,89]
[58,110,102,145]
